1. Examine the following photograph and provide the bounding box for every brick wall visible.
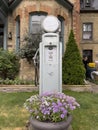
[69,0,80,45]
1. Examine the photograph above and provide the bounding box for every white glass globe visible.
[42,15,60,32]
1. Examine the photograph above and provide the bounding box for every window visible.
[29,12,47,54]
[16,16,20,51]
[58,15,65,54]
[80,0,84,8]
[30,12,47,34]
[0,24,4,48]
[80,0,93,9]
[85,0,91,7]
[82,23,93,40]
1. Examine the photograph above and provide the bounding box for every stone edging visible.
[0,84,94,93]
[0,85,38,92]
[63,85,93,92]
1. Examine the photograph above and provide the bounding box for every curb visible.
[0,85,38,92]
[0,84,98,93]
[63,85,93,92]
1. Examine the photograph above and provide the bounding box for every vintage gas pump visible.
[40,15,62,94]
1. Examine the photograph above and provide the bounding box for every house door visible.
[83,50,93,62]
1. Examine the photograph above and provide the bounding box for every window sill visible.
[80,40,98,44]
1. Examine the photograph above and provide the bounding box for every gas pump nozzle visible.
[33,48,39,66]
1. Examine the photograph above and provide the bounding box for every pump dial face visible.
[42,15,60,32]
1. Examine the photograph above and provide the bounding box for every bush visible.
[18,32,41,64]
[0,78,34,85]
[0,49,20,80]
[62,30,85,85]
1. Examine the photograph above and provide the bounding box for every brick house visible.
[80,0,98,63]
[1,0,98,81]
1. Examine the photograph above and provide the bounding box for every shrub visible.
[0,49,20,80]
[0,78,34,85]
[62,30,85,85]
[18,32,41,64]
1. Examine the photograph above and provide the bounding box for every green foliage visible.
[18,32,41,63]
[62,30,85,85]
[0,49,20,80]
[0,78,34,85]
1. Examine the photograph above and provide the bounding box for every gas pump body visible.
[40,33,62,94]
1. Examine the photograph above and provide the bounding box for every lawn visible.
[0,90,98,130]
[64,90,98,130]
[0,91,37,130]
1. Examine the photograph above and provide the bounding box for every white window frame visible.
[82,23,93,40]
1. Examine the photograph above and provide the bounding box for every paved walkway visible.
[86,80,98,93]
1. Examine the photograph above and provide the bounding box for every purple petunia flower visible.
[61,114,65,119]
[24,92,80,122]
